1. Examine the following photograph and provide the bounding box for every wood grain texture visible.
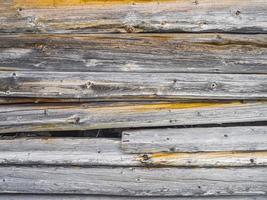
[122,126,267,153]
[1,137,267,167]
[1,0,267,33]
[0,101,266,133]
[0,166,267,196]
[0,34,267,74]
[0,71,266,100]
[0,195,266,200]
[0,137,140,166]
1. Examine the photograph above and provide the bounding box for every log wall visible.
[0,0,266,199]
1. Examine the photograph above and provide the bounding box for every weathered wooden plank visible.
[0,101,266,133]
[0,194,265,200]
[1,0,267,33]
[0,137,140,166]
[0,166,266,196]
[0,34,266,74]
[0,72,266,100]
[1,137,267,167]
[122,126,267,153]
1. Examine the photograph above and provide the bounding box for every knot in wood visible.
[141,154,150,161]
[85,81,94,89]
[210,82,217,90]
[74,116,80,124]
[125,26,135,33]
[193,0,199,5]
[169,147,176,152]
[67,115,80,124]
[11,72,17,80]
[235,10,241,16]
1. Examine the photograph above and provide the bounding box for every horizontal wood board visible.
[0,72,266,100]
[0,101,266,133]
[1,137,267,167]
[122,126,267,153]
[0,34,266,74]
[0,166,267,196]
[0,0,267,33]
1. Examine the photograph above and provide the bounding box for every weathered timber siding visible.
[122,126,267,153]
[0,34,266,73]
[0,0,266,33]
[0,166,266,196]
[0,0,266,198]
[0,102,266,133]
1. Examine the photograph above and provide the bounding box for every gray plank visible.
[0,34,266,74]
[0,101,266,133]
[0,72,266,100]
[0,166,266,196]
[1,0,267,33]
[0,138,139,167]
[122,126,267,153]
[1,137,267,167]
[0,194,265,200]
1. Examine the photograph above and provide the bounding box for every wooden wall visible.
[0,0,266,199]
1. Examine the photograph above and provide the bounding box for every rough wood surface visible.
[1,137,267,167]
[0,195,265,200]
[122,126,267,153]
[0,101,266,133]
[1,0,267,33]
[0,138,139,166]
[0,34,266,74]
[0,166,267,196]
[0,71,266,100]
